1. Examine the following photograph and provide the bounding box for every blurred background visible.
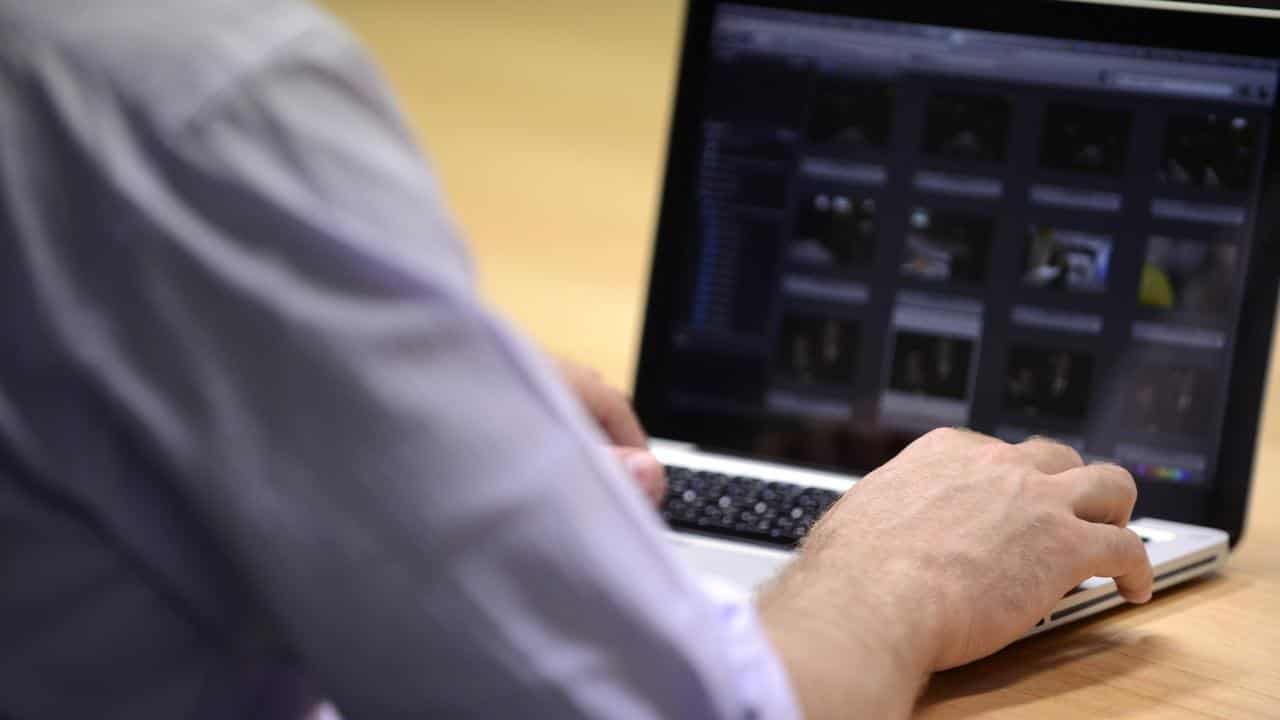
[322,0,684,391]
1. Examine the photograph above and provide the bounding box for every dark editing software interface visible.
[669,4,1280,488]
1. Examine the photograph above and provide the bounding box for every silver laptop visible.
[633,0,1280,636]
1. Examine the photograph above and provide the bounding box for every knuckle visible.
[1026,435,1078,457]
[924,426,964,445]
[1115,467,1139,504]
[1098,463,1138,504]
[1025,436,1085,470]
[912,427,967,455]
[976,440,1021,467]
[1056,443,1085,468]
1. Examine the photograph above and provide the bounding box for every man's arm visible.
[8,18,799,720]
[760,431,1152,719]
[553,356,668,505]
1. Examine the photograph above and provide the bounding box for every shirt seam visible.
[172,21,340,135]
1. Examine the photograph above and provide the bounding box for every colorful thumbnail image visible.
[922,92,1012,163]
[1040,102,1133,176]
[1161,113,1260,191]
[900,207,993,285]
[1003,346,1095,420]
[1138,236,1238,314]
[775,313,860,386]
[806,75,895,149]
[888,332,974,400]
[1131,463,1195,484]
[789,192,877,268]
[1125,366,1215,437]
[1022,226,1112,294]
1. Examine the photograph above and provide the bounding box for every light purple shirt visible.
[0,1,800,718]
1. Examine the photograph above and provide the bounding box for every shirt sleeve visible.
[21,21,801,720]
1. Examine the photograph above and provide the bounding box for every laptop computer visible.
[634,0,1280,636]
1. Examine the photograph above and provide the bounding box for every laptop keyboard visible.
[660,465,841,548]
[662,465,1155,550]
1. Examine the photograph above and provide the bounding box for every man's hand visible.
[758,428,1153,720]
[554,358,667,505]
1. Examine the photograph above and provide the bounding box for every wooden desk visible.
[327,1,1279,716]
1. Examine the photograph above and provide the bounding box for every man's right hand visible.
[758,428,1153,720]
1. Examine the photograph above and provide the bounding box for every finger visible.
[1057,463,1137,527]
[1076,521,1153,603]
[590,388,648,448]
[554,357,649,447]
[613,447,668,506]
[1016,436,1084,475]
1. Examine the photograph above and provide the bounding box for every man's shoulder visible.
[0,0,351,131]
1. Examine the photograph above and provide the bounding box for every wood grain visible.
[323,1,1280,716]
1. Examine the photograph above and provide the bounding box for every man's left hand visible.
[555,358,667,505]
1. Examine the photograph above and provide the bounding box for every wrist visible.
[757,560,933,720]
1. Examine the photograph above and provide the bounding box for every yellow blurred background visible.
[322,0,684,391]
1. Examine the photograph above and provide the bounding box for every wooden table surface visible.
[327,1,1279,716]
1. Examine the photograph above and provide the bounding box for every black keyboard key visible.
[659,465,843,548]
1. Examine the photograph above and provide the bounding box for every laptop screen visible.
[639,1,1280,511]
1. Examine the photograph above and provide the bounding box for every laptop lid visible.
[634,0,1280,546]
